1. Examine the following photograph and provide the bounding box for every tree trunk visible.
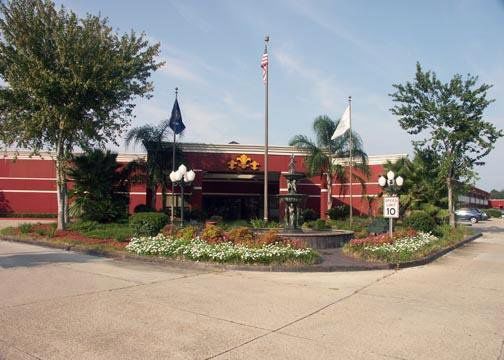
[55,144,67,231]
[326,173,333,212]
[144,177,157,210]
[161,182,167,211]
[149,184,157,210]
[447,176,455,227]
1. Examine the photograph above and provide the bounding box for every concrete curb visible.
[0,232,483,272]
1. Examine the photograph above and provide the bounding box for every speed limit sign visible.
[383,196,399,218]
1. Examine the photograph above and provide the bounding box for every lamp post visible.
[169,164,195,226]
[378,171,404,238]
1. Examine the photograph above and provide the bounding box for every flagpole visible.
[263,35,269,222]
[171,87,178,225]
[349,96,353,227]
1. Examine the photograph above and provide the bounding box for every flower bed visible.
[126,234,318,264]
[0,222,129,251]
[344,230,439,263]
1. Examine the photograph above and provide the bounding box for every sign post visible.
[383,196,399,238]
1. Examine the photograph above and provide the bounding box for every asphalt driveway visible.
[1,220,503,359]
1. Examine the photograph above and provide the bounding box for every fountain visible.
[278,154,307,232]
[275,154,354,249]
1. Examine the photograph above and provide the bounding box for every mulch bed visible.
[6,224,128,250]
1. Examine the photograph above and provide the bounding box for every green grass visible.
[0,227,15,236]
[69,221,133,242]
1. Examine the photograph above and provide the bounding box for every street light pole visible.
[170,164,195,226]
[378,171,404,238]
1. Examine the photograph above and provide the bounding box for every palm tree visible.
[289,115,369,215]
[125,120,183,211]
[384,150,447,215]
[68,149,129,222]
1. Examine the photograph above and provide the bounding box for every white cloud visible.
[275,49,345,113]
[158,56,207,85]
[283,0,388,75]
[180,100,233,143]
[222,93,262,121]
[170,1,212,33]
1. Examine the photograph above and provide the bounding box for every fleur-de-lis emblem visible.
[250,160,260,171]
[227,159,237,170]
[236,154,250,169]
[227,154,260,171]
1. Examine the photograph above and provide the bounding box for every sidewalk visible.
[0,218,56,229]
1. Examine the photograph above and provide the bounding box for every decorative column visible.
[319,175,328,219]
[190,170,204,210]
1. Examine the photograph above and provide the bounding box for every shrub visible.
[175,225,200,241]
[129,212,169,237]
[255,229,281,245]
[209,215,223,223]
[486,208,502,218]
[134,204,154,213]
[226,226,254,244]
[222,219,249,230]
[302,208,318,222]
[304,219,330,231]
[354,229,370,239]
[200,224,225,244]
[420,203,441,217]
[403,210,436,232]
[47,223,57,238]
[254,230,305,249]
[327,205,349,220]
[250,218,280,229]
[189,208,206,221]
[433,223,452,238]
[435,209,449,224]
[19,223,33,234]
[433,223,467,243]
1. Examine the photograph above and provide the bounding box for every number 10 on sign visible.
[383,196,399,218]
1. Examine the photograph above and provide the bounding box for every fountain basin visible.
[253,228,354,249]
[280,229,354,249]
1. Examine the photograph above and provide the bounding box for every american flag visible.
[261,50,268,84]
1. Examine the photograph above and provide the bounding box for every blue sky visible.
[60,0,504,191]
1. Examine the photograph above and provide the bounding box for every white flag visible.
[331,105,350,139]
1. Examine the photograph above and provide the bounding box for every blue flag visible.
[169,98,185,135]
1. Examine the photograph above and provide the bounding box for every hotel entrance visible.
[201,172,279,221]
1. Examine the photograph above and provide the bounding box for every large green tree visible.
[289,115,369,216]
[0,0,162,229]
[390,63,502,226]
[125,121,183,211]
[489,189,504,199]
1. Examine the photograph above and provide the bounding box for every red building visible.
[489,199,504,209]
[0,144,406,220]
